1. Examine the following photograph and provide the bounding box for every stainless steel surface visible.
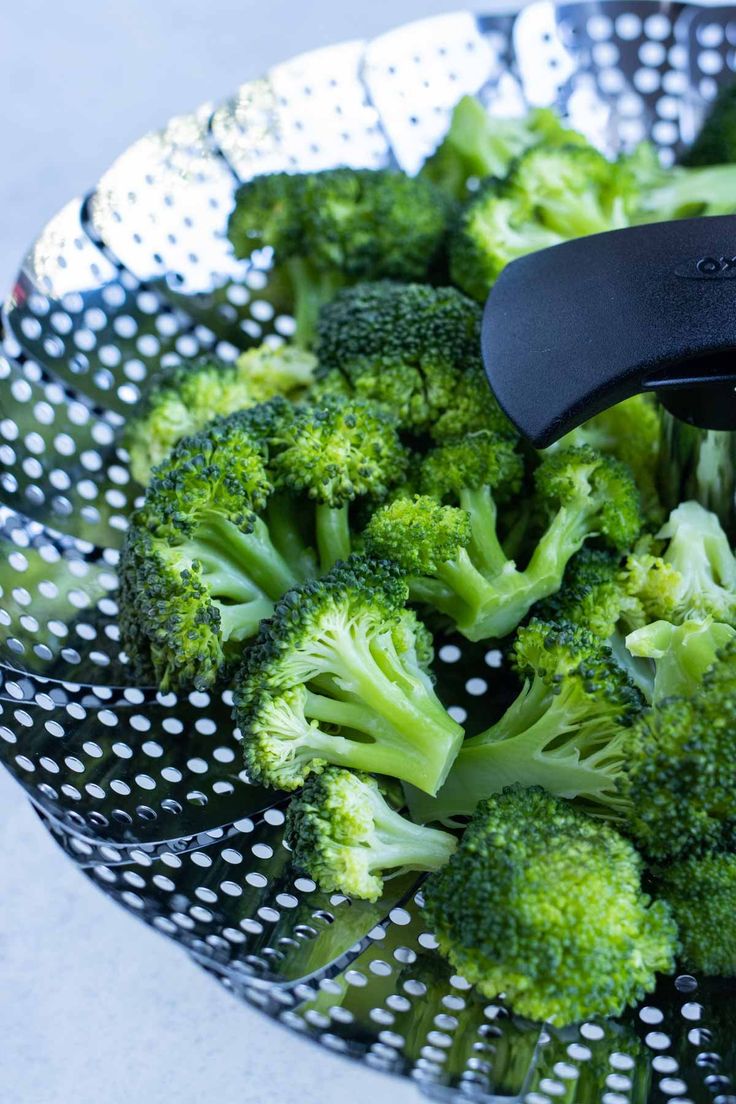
[1,6,734,1101]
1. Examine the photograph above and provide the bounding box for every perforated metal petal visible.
[2,5,735,1101]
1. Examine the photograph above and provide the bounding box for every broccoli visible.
[654,500,736,624]
[367,442,642,642]
[552,394,663,524]
[536,546,729,702]
[422,787,677,1025]
[227,170,451,347]
[620,636,736,860]
[118,413,304,691]
[285,768,457,901]
[234,555,464,795]
[682,82,736,167]
[313,281,515,441]
[409,620,641,824]
[450,144,629,300]
[656,852,736,976]
[625,616,736,703]
[268,396,408,570]
[419,95,586,200]
[125,346,317,484]
[449,190,564,302]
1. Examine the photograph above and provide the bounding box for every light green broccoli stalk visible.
[408,619,642,824]
[421,786,677,1025]
[654,500,736,624]
[234,556,464,796]
[625,616,736,703]
[285,768,456,901]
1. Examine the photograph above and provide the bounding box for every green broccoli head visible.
[534,548,632,640]
[534,445,643,553]
[509,144,627,237]
[622,636,736,859]
[227,170,451,346]
[420,430,524,504]
[625,616,736,703]
[234,555,463,795]
[450,142,631,301]
[270,396,407,509]
[397,443,641,644]
[364,495,472,576]
[656,851,736,976]
[556,394,664,525]
[449,190,564,302]
[118,520,273,691]
[124,346,316,485]
[142,413,272,537]
[285,767,456,901]
[420,96,587,200]
[682,83,736,167]
[313,281,511,439]
[655,500,736,624]
[422,786,677,1025]
[118,410,315,691]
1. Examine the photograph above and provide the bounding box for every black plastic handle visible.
[481,214,736,446]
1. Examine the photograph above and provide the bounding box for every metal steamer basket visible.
[2,4,735,1100]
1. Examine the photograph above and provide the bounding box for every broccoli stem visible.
[286,258,344,349]
[459,487,508,576]
[217,596,276,643]
[265,494,318,582]
[307,633,463,794]
[196,513,301,601]
[409,682,627,823]
[361,784,457,874]
[315,503,352,571]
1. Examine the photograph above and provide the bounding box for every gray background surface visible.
[0,3,486,1102]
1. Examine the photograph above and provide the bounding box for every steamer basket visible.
[2,5,735,1100]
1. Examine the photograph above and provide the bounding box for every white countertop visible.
[0,3,480,1102]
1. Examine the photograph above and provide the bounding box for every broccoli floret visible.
[269,396,408,571]
[420,96,586,200]
[682,83,736,167]
[314,281,515,440]
[118,414,306,690]
[285,768,456,901]
[656,852,736,975]
[536,546,719,702]
[450,144,628,300]
[634,160,736,220]
[654,501,736,624]
[422,787,677,1025]
[449,190,564,302]
[409,620,641,824]
[227,170,451,347]
[124,347,317,484]
[553,394,663,524]
[234,555,464,795]
[625,616,736,703]
[621,637,736,860]
[371,443,641,642]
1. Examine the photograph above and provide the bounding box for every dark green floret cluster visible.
[115,92,736,1030]
[227,168,452,347]
[422,788,677,1024]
